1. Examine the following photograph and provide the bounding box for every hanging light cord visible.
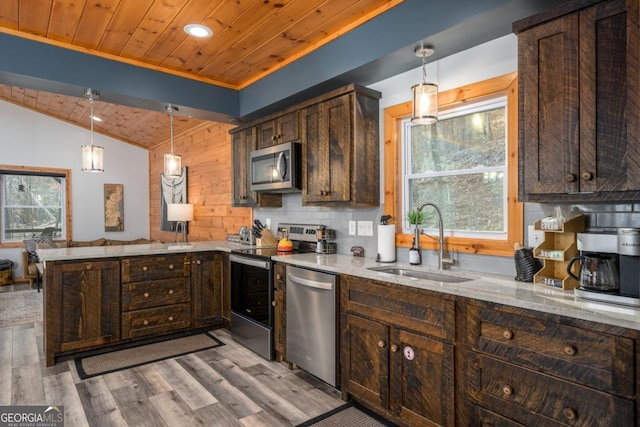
[420,42,427,83]
[169,105,175,154]
[89,93,94,146]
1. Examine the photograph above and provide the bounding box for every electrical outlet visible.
[348,221,356,236]
[265,218,271,229]
[357,220,373,236]
[528,225,544,248]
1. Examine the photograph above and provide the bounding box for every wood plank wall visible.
[148,121,251,242]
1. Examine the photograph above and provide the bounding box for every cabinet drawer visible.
[469,354,634,426]
[343,276,454,340]
[121,303,191,339]
[122,255,190,282]
[467,304,635,395]
[469,405,526,427]
[122,278,190,311]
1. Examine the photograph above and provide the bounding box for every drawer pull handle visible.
[502,385,513,396]
[563,408,577,420]
[196,260,202,265]
[564,173,577,182]
[168,289,174,295]
[581,171,594,181]
[564,345,577,356]
[142,266,148,272]
[85,264,92,270]
[276,273,282,280]
[272,300,277,307]
[168,316,174,322]
[143,320,149,326]
[378,340,386,348]
[390,345,398,353]
[502,329,514,340]
[143,292,149,298]
[168,264,174,270]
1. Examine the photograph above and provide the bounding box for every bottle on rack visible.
[409,238,421,265]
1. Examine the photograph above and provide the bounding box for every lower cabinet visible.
[341,275,455,427]
[45,259,121,366]
[191,252,224,328]
[273,263,287,361]
[44,251,227,366]
[464,300,637,426]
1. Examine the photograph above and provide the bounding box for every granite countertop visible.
[272,252,640,332]
[37,240,242,262]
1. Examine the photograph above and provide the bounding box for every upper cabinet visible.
[258,111,299,148]
[514,0,640,202]
[230,84,381,207]
[230,126,282,208]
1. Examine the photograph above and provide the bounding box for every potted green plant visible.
[406,209,425,226]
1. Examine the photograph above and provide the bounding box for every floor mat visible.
[297,401,396,427]
[75,331,224,379]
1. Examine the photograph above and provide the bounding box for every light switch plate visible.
[349,221,356,235]
[357,220,373,236]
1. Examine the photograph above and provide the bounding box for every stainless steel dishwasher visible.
[286,265,338,387]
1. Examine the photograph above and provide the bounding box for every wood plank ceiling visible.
[0,0,403,148]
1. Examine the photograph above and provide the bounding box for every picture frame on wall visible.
[104,183,124,232]
[160,167,187,232]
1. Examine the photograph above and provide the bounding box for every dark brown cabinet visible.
[258,111,299,148]
[301,87,380,206]
[192,252,225,328]
[273,262,286,362]
[44,259,121,366]
[341,275,455,426]
[121,254,192,339]
[230,126,282,208]
[465,301,636,426]
[515,0,640,202]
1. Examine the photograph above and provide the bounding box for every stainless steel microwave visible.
[250,141,301,193]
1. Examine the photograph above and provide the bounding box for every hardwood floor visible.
[0,312,344,426]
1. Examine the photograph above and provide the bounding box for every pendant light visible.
[81,89,104,172]
[411,43,438,125]
[163,104,182,178]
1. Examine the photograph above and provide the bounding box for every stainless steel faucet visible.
[415,202,453,270]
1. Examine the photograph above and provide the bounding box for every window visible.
[402,97,507,239]
[383,73,522,257]
[1,167,71,244]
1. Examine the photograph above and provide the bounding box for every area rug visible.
[0,289,43,328]
[75,332,224,379]
[297,402,396,427]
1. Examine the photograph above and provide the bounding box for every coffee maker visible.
[572,229,640,307]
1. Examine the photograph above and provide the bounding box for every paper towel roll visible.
[377,224,396,262]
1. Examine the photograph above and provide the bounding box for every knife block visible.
[256,228,278,247]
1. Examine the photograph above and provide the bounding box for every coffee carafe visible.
[567,254,619,292]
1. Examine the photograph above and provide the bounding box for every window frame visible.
[0,165,73,248]
[383,73,522,257]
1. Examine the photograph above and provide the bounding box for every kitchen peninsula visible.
[39,241,234,366]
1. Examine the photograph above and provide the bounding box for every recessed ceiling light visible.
[184,24,213,38]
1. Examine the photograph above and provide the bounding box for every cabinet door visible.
[519,13,580,197]
[342,313,390,410]
[302,94,352,204]
[273,263,286,361]
[390,328,455,427]
[54,260,121,353]
[232,127,258,206]
[192,252,224,328]
[578,0,640,193]
[258,112,299,148]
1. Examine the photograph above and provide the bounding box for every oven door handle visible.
[287,273,333,291]
[230,254,271,269]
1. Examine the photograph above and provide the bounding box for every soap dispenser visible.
[409,238,421,265]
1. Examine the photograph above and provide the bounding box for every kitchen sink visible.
[368,267,473,283]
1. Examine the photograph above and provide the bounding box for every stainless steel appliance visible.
[250,141,301,193]
[230,223,324,360]
[573,230,640,306]
[286,265,339,387]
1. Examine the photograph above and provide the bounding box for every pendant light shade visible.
[81,89,105,172]
[411,44,438,125]
[164,105,182,178]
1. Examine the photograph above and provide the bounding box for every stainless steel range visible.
[229,223,323,360]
